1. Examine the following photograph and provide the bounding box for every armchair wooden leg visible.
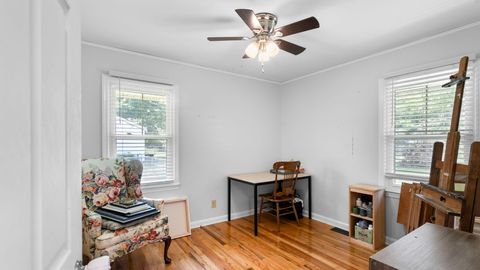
[163,236,172,264]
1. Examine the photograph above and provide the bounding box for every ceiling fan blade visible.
[242,54,250,59]
[207,37,249,41]
[235,9,263,33]
[275,17,319,37]
[276,39,306,55]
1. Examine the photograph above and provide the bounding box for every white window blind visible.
[384,61,476,186]
[102,74,177,184]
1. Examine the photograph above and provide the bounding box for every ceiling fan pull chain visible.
[261,63,265,73]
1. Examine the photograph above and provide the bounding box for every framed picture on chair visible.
[163,197,192,239]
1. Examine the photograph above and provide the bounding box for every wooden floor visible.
[111,215,375,270]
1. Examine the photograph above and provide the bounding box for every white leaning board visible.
[163,197,191,239]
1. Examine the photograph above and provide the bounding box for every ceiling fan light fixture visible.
[266,40,279,57]
[245,42,259,58]
[274,31,283,37]
[258,49,270,63]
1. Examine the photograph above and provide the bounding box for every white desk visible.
[227,172,312,236]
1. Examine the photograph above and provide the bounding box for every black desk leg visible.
[254,184,258,236]
[228,177,231,221]
[308,176,312,219]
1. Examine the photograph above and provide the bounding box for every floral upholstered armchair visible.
[81,158,171,264]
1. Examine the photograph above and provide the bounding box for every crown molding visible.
[82,41,280,85]
[83,21,480,86]
[280,21,480,85]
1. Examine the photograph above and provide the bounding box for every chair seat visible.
[261,193,295,202]
[95,215,168,250]
[260,191,292,198]
[258,161,301,231]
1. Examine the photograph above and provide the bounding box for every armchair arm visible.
[143,198,165,214]
[82,201,102,239]
[82,203,102,260]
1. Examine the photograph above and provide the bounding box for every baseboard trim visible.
[303,210,349,231]
[190,209,254,229]
[385,236,397,245]
[190,209,398,246]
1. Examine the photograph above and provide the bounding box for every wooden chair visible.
[259,161,301,231]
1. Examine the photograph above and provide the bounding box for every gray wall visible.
[280,24,480,241]
[82,44,281,223]
[82,24,480,241]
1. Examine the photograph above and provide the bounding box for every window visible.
[102,73,178,185]
[382,61,477,190]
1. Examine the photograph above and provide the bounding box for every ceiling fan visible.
[207,9,320,69]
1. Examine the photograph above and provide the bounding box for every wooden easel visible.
[399,56,480,233]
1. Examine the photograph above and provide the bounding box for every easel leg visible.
[460,142,480,232]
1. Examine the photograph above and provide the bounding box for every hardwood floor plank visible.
[242,217,368,269]
[207,223,307,270]
[111,216,375,270]
[220,220,337,269]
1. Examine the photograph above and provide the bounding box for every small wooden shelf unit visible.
[349,184,385,250]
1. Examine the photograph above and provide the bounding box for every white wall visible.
[83,23,480,240]
[82,44,281,223]
[280,24,480,240]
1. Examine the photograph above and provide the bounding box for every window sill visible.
[141,181,180,193]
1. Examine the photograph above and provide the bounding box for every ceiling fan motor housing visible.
[255,12,278,34]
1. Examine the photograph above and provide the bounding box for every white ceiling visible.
[81,0,480,83]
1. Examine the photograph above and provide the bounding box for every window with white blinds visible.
[102,74,177,184]
[383,61,476,187]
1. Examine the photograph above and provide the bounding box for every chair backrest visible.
[81,158,143,210]
[125,159,144,200]
[272,161,301,199]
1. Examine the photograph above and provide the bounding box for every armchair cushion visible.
[95,214,169,250]
[94,222,168,261]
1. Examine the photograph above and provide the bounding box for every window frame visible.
[102,71,180,190]
[378,56,479,193]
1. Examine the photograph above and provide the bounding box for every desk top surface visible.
[228,172,311,184]
[370,223,480,270]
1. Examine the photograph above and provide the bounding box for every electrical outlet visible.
[211,200,217,208]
